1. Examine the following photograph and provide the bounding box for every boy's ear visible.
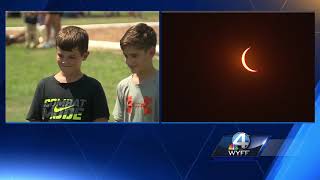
[148,47,156,57]
[82,51,90,61]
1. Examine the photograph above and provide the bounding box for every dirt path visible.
[87,26,159,42]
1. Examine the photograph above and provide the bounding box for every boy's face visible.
[122,46,155,74]
[56,47,89,74]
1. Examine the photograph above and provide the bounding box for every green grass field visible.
[6,12,159,27]
[6,44,159,122]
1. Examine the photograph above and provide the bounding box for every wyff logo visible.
[212,132,268,157]
[228,132,250,156]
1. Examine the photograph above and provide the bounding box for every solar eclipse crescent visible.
[241,47,257,73]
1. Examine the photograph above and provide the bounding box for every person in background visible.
[23,12,39,48]
[38,12,62,48]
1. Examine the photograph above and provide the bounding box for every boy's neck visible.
[55,71,83,83]
[132,67,157,84]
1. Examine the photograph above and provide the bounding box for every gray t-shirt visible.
[113,71,159,122]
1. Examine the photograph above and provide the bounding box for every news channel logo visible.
[212,132,269,157]
[228,132,250,156]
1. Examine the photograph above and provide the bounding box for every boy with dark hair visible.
[113,23,159,122]
[27,26,110,122]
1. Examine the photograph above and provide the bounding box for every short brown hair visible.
[120,23,157,51]
[56,26,89,55]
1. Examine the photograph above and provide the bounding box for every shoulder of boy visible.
[37,76,52,87]
[117,75,132,90]
[81,75,104,90]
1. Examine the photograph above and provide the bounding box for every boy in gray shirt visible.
[113,23,159,122]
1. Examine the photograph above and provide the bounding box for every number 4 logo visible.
[232,132,250,149]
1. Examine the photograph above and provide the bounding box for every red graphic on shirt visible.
[126,96,153,115]
[126,96,133,113]
[142,97,152,115]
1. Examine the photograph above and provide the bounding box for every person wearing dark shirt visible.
[27,26,110,122]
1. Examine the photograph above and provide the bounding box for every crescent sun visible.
[241,47,257,73]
